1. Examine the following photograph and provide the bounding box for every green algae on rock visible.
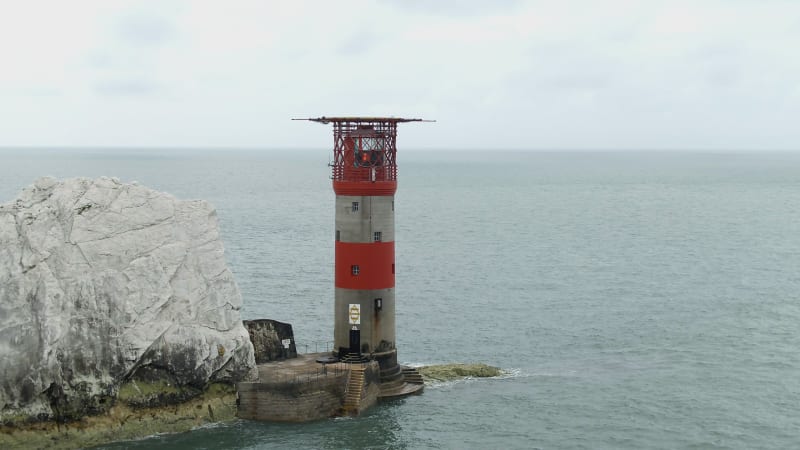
[417,364,502,382]
[0,383,238,450]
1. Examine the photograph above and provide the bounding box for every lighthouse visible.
[296,116,427,392]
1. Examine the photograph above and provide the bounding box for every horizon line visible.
[1,146,799,153]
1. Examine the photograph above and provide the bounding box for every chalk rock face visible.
[0,177,256,422]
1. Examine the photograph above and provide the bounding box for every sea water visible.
[1,149,799,449]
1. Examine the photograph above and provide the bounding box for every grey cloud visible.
[687,44,744,62]
[115,13,175,46]
[539,73,612,92]
[686,45,748,88]
[528,43,620,89]
[22,87,63,97]
[382,0,522,17]
[93,80,161,96]
[337,31,382,55]
[85,51,117,69]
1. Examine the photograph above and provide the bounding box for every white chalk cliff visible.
[0,177,256,422]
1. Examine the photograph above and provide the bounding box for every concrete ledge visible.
[237,376,346,422]
[236,353,386,422]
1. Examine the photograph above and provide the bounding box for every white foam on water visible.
[401,361,429,368]
[191,421,230,431]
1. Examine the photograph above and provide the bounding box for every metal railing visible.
[294,340,335,354]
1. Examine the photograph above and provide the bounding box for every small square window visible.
[336,230,340,241]
[373,231,382,242]
[352,202,359,212]
[351,265,360,276]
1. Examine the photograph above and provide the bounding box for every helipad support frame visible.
[295,116,428,379]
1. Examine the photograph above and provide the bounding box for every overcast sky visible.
[1,0,799,150]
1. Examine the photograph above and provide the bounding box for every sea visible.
[1,148,799,449]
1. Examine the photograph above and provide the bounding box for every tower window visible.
[392,201,394,211]
[352,202,359,212]
[336,230,340,241]
[351,265,360,276]
[373,231,382,242]
[392,263,395,274]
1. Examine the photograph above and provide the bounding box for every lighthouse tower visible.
[297,116,426,386]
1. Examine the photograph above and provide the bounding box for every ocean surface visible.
[1,149,799,449]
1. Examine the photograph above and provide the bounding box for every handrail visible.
[293,340,335,354]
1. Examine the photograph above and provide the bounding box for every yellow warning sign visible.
[348,304,361,325]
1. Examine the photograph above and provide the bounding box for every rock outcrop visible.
[417,364,502,382]
[244,319,297,363]
[0,177,256,424]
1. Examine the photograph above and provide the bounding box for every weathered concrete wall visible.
[334,288,396,354]
[360,362,381,413]
[237,373,347,422]
[335,195,395,242]
[243,319,297,363]
[237,359,384,422]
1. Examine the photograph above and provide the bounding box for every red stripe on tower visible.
[335,241,395,290]
[332,180,397,196]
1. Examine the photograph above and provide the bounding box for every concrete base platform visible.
[378,366,424,399]
[378,381,424,398]
[254,352,347,381]
[237,353,424,422]
[237,353,353,422]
